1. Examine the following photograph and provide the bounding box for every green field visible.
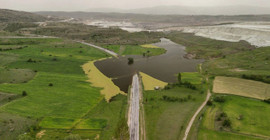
[202,47,270,83]
[182,72,203,85]
[144,87,206,140]
[0,38,128,139]
[197,95,270,140]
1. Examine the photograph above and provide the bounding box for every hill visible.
[0,9,47,22]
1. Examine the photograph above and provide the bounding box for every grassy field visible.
[197,95,270,140]
[83,60,125,101]
[0,38,128,139]
[140,72,167,90]
[144,87,206,140]
[213,76,270,100]
[202,46,270,83]
[182,72,203,85]
[103,44,166,56]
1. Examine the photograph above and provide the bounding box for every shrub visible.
[22,91,27,96]
[214,96,226,103]
[48,83,53,87]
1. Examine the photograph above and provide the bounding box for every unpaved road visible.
[183,90,211,140]
[78,41,118,57]
[128,74,140,140]
[0,36,57,39]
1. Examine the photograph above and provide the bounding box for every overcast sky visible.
[0,0,270,11]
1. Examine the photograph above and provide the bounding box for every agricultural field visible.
[0,37,128,139]
[213,76,270,100]
[197,95,270,140]
[143,86,206,140]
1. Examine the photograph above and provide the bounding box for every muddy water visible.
[95,38,204,92]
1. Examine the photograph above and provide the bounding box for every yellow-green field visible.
[141,44,160,48]
[213,76,270,100]
[82,60,125,101]
[139,72,167,90]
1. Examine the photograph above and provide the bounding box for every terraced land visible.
[0,38,128,139]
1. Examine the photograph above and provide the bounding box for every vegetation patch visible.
[140,72,167,90]
[213,76,270,100]
[82,60,125,101]
[167,32,255,59]
[202,47,270,83]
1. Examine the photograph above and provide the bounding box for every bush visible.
[222,119,231,127]
[48,83,53,87]
[207,100,213,106]
[213,96,226,103]
[22,91,27,96]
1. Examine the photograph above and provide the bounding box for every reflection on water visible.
[95,38,204,92]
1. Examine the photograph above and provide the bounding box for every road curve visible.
[78,41,118,57]
[128,74,140,140]
[183,90,211,140]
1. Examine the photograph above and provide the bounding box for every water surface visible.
[95,38,203,92]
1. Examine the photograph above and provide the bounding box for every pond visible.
[95,38,204,92]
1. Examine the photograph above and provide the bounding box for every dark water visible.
[95,38,204,92]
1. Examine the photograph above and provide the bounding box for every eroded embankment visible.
[82,60,125,101]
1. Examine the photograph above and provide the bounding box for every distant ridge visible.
[86,5,270,15]
[0,9,47,22]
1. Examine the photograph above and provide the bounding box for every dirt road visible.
[128,74,140,140]
[183,90,211,140]
[78,41,118,57]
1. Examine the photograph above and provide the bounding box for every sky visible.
[0,0,270,11]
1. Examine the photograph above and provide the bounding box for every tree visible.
[48,83,53,87]
[127,57,134,65]
[177,73,182,84]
